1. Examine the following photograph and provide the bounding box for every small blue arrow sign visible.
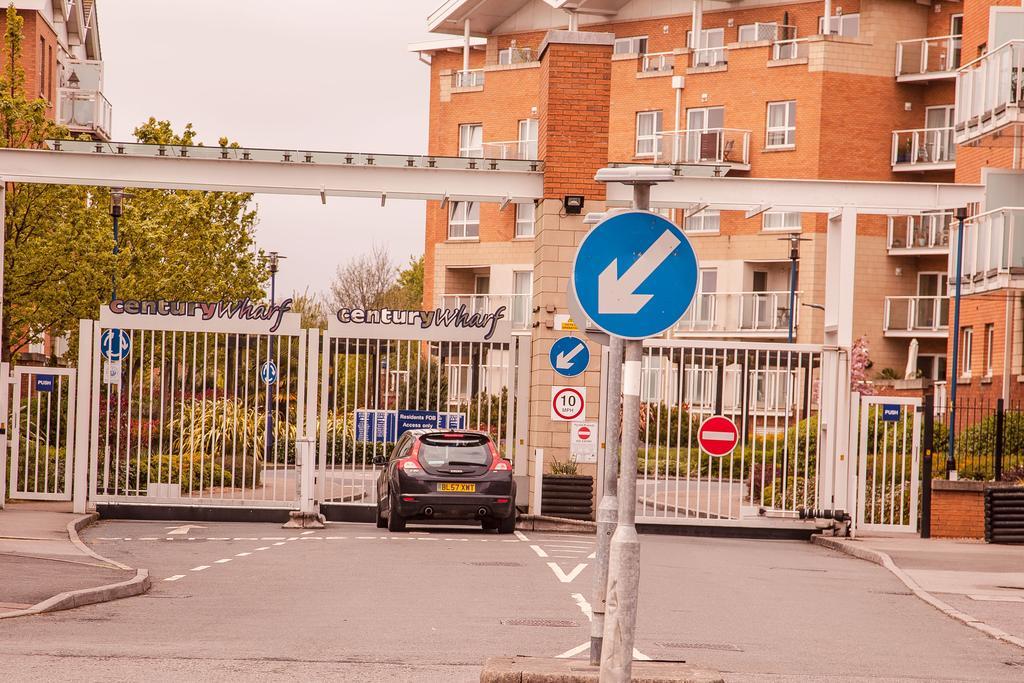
[550,336,589,377]
[99,328,131,362]
[572,210,698,339]
[260,361,279,385]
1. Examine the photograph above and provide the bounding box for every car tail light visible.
[397,440,422,473]
[497,498,509,504]
[487,441,511,471]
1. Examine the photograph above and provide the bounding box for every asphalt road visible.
[1,520,1022,681]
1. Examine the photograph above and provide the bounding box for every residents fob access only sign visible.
[572,210,698,339]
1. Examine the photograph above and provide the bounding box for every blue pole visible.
[947,211,966,477]
[787,242,797,344]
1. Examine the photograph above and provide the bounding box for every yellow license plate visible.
[439,482,476,493]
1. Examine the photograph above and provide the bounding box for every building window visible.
[512,270,532,328]
[985,323,995,377]
[38,37,45,97]
[47,45,53,100]
[614,36,648,55]
[448,201,479,240]
[961,327,973,377]
[515,202,535,238]
[635,111,662,157]
[763,211,802,232]
[819,13,860,37]
[458,123,483,158]
[641,354,678,403]
[766,100,796,148]
[518,118,538,159]
[684,209,720,234]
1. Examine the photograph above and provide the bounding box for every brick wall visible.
[931,480,987,539]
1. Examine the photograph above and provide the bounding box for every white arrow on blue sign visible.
[260,360,279,385]
[99,328,131,362]
[550,336,589,377]
[572,210,698,339]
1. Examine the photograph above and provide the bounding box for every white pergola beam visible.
[0,147,544,204]
[606,175,983,214]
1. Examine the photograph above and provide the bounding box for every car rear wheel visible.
[481,518,498,531]
[497,514,516,535]
[375,501,387,528]
[387,496,407,532]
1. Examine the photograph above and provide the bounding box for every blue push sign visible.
[99,328,131,361]
[572,211,698,339]
[260,360,279,385]
[34,375,55,392]
[881,404,902,422]
[549,336,589,377]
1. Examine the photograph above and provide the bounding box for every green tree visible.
[386,255,424,309]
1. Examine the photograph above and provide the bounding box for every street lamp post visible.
[265,252,285,464]
[109,188,124,301]
[779,234,810,344]
[947,208,967,478]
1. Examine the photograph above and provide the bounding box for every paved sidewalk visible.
[818,532,1024,648]
[0,501,137,616]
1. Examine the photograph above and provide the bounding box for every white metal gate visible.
[84,304,309,510]
[316,309,530,516]
[855,395,921,532]
[7,366,76,500]
[628,339,822,523]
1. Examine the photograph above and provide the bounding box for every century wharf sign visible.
[101,298,300,336]
[330,305,511,343]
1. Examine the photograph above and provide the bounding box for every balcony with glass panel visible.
[895,34,961,82]
[440,294,531,330]
[674,291,799,338]
[883,296,949,338]
[654,128,751,170]
[954,40,1024,144]
[57,60,112,140]
[950,207,1024,295]
[887,213,951,255]
[891,128,956,171]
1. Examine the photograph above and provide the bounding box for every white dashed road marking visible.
[235,552,251,557]
[514,530,530,541]
[530,545,548,558]
[214,559,232,564]
[190,565,210,572]
[164,575,185,582]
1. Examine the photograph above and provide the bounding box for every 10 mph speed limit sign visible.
[551,386,586,421]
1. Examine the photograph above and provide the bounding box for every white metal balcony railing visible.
[895,34,962,79]
[452,69,485,88]
[674,291,798,335]
[954,40,1024,142]
[891,127,956,168]
[883,296,950,336]
[57,88,112,139]
[953,207,1024,292]
[480,140,538,160]
[440,294,531,330]
[654,128,751,166]
[690,46,727,68]
[640,51,674,73]
[887,213,951,253]
[771,37,810,61]
[497,47,534,65]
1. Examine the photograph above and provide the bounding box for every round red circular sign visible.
[697,416,739,457]
[552,387,585,421]
[578,426,591,440]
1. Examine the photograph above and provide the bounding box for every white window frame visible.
[448,201,479,240]
[458,123,483,158]
[635,110,662,157]
[961,327,973,378]
[518,118,538,159]
[985,323,995,378]
[614,36,648,55]
[766,100,796,149]
[762,211,802,232]
[684,209,720,234]
[818,13,859,36]
[515,202,535,238]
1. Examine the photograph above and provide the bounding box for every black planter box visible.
[541,474,594,521]
[984,486,1024,544]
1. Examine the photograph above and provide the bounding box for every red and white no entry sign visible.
[577,425,591,440]
[697,416,739,457]
[551,386,586,421]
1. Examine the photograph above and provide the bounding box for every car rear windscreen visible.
[418,433,491,467]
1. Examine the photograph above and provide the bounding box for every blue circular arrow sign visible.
[260,360,279,385]
[99,328,131,362]
[572,210,698,339]
[550,336,590,377]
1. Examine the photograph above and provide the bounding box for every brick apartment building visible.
[3,0,109,364]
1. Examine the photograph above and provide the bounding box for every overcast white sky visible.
[99,0,439,298]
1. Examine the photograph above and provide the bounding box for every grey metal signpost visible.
[575,168,699,681]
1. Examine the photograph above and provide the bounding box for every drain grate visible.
[656,642,742,652]
[467,561,524,567]
[501,618,578,627]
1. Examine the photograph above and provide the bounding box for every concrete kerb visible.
[479,656,723,682]
[0,512,152,620]
[516,514,597,534]
[812,535,1024,651]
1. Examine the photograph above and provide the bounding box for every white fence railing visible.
[896,34,961,77]
[955,40,1024,140]
[771,37,809,61]
[891,127,956,167]
[640,51,675,73]
[675,291,798,335]
[654,128,751,165]
[887,213,951,252]
[440,294,531,330]
[883,296,949,334]
[453,69,485,88]
[690,46,727,68]
[57,88,112,139]
[481,139,538,160]
[953,207,1024,290]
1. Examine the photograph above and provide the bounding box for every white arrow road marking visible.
[165,524,206,536]
[587,551,596,559]
[572,592,593,621]
[556,642,591,659]
[555,341,586,370]
[530,545,549,558]
[598,229,681,315]
[514,530,530,541]
[547,562,587,583]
